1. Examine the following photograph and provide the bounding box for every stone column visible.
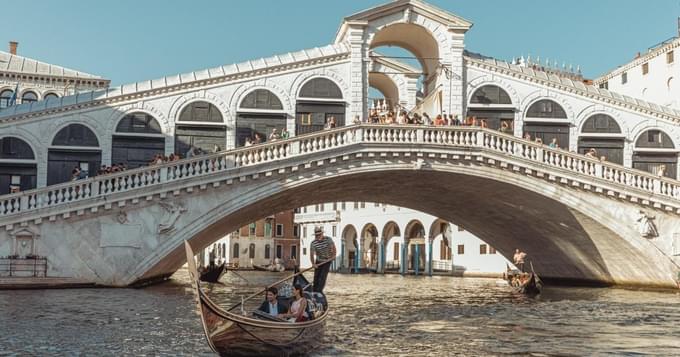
[427,237,433,277]
[347,22,369,121]
[443,28,466,120]
[378,239,385,274]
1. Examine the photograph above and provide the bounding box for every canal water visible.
[1,269,679,356]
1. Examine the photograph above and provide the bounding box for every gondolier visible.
[310,226,336,293]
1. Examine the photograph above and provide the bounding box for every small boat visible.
[184,241,329,356]
[505,263,543,296]
[253,263,286,272]
[199,262,226,283]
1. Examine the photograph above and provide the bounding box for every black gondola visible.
[199,262,226,283]
[505,263,543,296]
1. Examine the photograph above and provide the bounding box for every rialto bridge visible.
[0,125,679,288]
[0,0,680,287]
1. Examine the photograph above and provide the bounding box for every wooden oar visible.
[227,258,334,312]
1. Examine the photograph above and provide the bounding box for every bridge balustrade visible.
[2,124,680,219]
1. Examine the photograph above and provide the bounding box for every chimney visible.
[8,41,18,55]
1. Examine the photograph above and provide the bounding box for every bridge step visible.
[0,277,94,289]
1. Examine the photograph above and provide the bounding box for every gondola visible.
[505,263,543,296]
[184,241,329,356]
[252,263,286,272]
[199,262,226,283]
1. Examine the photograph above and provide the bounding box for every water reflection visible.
[0,269,678,356]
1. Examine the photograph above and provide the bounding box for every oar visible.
[227,258,334,312]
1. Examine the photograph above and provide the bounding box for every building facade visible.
[295,202,509,275]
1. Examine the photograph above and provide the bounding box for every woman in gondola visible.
[280,284,308,322]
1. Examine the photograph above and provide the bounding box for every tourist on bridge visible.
[310,226,336,294]
[513,249,527,272]
[548,137,559,149]
[258,287,288,317]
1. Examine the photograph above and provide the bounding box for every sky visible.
[2,0,679,86]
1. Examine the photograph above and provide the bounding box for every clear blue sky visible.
[2,0,679,86]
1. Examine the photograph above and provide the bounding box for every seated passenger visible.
[257,287,288,317]
[279,284,308,323]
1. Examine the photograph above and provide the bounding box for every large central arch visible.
[125,156,674,288]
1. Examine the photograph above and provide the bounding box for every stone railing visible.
[2,124,680,219]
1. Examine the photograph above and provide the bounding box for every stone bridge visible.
[0,125,679,288]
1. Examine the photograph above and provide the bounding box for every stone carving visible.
[116,210,129,224]
[158,201,188,234]
[637,211,658,238]
[414,158,429,170]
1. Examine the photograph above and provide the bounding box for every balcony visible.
[294,210,340,224]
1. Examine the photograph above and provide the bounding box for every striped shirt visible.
[310,236,335,262]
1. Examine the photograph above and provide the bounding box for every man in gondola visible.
[258,287,288,317]
[310,226,336,294]
[513,249,527,272]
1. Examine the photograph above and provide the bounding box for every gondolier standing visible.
[310,226,336,293]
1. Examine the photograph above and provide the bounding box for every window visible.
[239,89,283,110]
[43,93,59,100]
[299,78,343,99]
[354,202,359,210]
[233,243,240,258]
[374,202,380,207]
[222,243,226,258]
[249,243,256,259]
[479,244,487,255]
[333,202,337,211]
[299,113,312,125]
[393,242,399,260]
[303,226,307,238]
[526,100,568,119]
[290,245,297,259]
[249,223,256,236]
[581,114,621,134]
[178,101,223,123]
[264,222,272,238]
[303,247,307,255]
[0,137,35,160]
[265,244,271,259]
[621,72,628,84]
[276,224,284,237]
[360,202,365,208]
[489,246,496,254]
[21,91,38,104]
[332,225,337,237]
[276,245,283,259]
[668,51,675,64]
[293,224,299,238]
[0,90,14,108]
[642,62,649,75]
[457,245,465,255]
[303,206,307,213]
[341,202,346,211]
[470,85,512,105]
[440,240,451,260]
[319,204,324,212]
[116,112,162,134]
[52,124,99,147]
[598,81,608,90]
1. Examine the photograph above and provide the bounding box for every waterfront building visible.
[295,202,509,276]
[201,210,299,269]
[0,42,110,194]
[594,25,680,109]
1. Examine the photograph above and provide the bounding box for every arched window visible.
[115,112,162,134]
[44,93,59,100]
[636,129,675,149]
[240,89,283,110]
[581,114,621,134]
[233,243,240,258]
[48,124,101,185]
[0,136,37,194]
[0,137,35,160]
[299,78,343,99]
[264,244,271,259]
[52,124,99,147]
[113,113,164,169]
[221,243,226,258]
[21,91,38,104]
[178,102,222,123]
[526,100,567,119]
[470,85,512,105]
[249,243,256,259]
[0,90,14,108]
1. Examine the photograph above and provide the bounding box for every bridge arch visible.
[235,88,288,147]
[174,100,228,156]
[577,113,625,164]
[294,77,347,135]
[381,220,402,271]
[0,136,37,194]
[360,223,379,271]
[369,72,400,111]
[111,112,166,169]
[47,122,102,185]
[632,127,678,178]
